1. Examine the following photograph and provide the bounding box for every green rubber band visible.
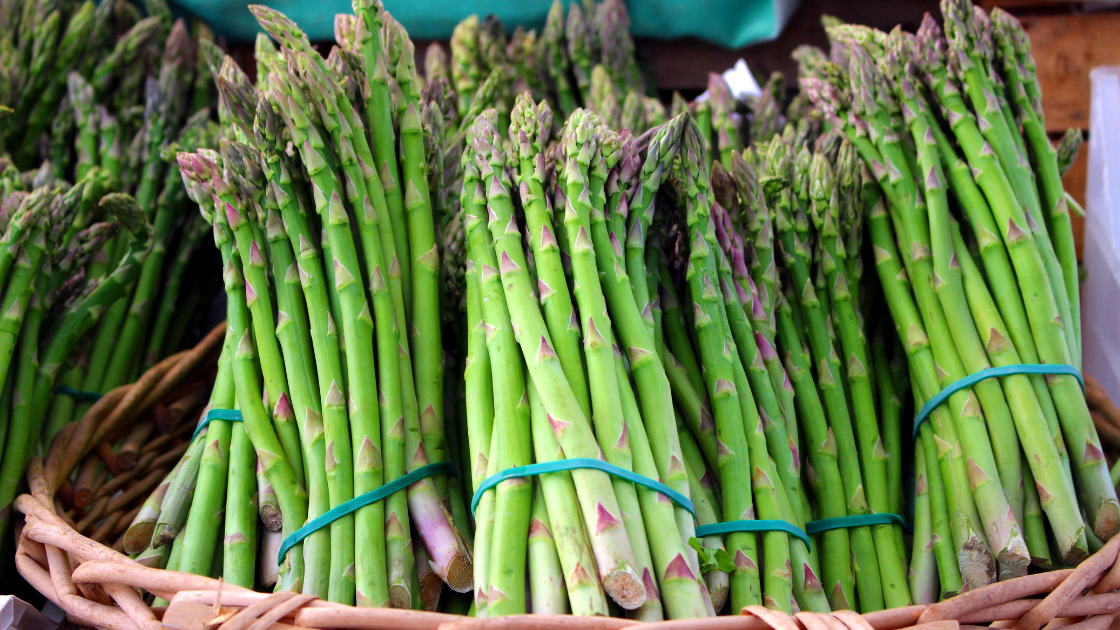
[913,364,1083,439]
[55,385,102,403]
[191,408,243,441]
[470,458,695,519]
[695,520,812,550]
[805,513,906,535]
[278,461,457,563]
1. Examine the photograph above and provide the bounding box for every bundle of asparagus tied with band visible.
[438,0,658,131]
[461,102,717,620]
[131,0,476,610]
[0,1,220,540]
[654,124,916,612]
[795,0,1111,600]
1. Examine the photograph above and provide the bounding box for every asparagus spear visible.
[469,144,531,615]
[528,479,569,614]
[552,113,663,621]
[223,420,259,589]
[176,331,236,577]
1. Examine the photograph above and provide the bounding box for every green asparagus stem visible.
[177,331,236,577]
[223,420,259,589]
[528,479,570,614]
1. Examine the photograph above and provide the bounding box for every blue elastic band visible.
[56,385,102,402]
[470,458,696,519]
[913,364,1083,439]
[278,461,457,563]
[696,520,812,550]
[191,408,243,440]
[805,513,907,535]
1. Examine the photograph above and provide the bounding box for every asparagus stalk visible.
[917,17,1118,541]
[176,331,236,578]
[809,148,910,606]
[354,0,413,317]
[769,140,886,610]
[528,479,570,614]
[673,124,760,611]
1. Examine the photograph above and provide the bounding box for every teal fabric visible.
[169,0,793,49]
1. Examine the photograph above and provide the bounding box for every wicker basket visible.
[14,323,1120,630]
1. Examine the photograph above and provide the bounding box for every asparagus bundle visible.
[0,183,155,540]
[793,0,1112,600]
[120,0,479,608]
[458,101,716,620]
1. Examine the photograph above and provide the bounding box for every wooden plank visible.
[1019,11,1120,132]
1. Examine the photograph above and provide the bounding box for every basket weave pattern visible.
[14,324,1120,630]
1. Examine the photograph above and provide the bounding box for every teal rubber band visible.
[56,385,102,402]
[470,458,695,519]
[191,408,243,441]
[913,364,1083,439]
[695,520,812,550]
[278,461,457,564]
[805,513,906,535]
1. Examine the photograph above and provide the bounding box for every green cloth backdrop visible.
[169,0,801,49]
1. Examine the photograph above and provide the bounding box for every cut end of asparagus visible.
[123,521,156,555]
[388,584,412,609]
[1055,529,1089,567]
[151,523,178,549]
[1093,500,1120,542]
[445,552,474,593]
[707,579,728,613]
[259,503,283,532]
[993,526,1031,569]
[420,571,443,611]
[959,535,997,591]
[602,568,647,610]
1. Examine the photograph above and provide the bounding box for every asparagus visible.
[917,16,1117,542]
[354,0,413,318]
[260,48,391,599]
[223,420,259,589]
[528,479,569,614]
[469,146,532,614]
[542,1,577,117]
[176,332,236,577]
[467,111,646,611]
[255,95,358,604]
